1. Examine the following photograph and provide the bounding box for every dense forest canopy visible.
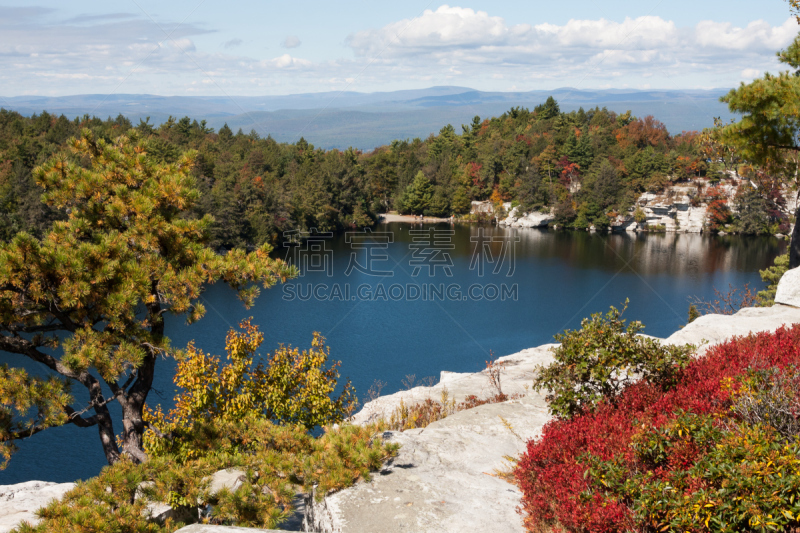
[0,98,777,249]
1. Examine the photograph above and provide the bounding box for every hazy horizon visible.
[0,2,794,97]
[0,86,736,149]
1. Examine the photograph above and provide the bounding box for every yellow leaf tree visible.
[144,319,356,460]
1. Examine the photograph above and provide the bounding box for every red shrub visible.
[515,325,800,532]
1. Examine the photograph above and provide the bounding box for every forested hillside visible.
[0,97,780,249]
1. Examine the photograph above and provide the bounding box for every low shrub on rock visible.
[15,420,396,533]
[516,324,800,533]
[533,301,693,419]
[13,321,396,533]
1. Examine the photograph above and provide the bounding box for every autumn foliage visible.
[144,319,356,460]
[516,325,800,533]
[14,322,385,532]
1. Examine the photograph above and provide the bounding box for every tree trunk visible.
[118,352,157,464]
[120,400,148,463]
[88,380,121,465]
[791,206,800,269]
[113,288,162,464]
[96,408,121,465]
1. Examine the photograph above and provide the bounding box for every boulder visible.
[498,207,554,228]
[206,468,247,495]
[0,481,75,533]
[775,267,800,308]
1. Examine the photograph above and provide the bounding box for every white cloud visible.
[0,4,796,96]
[341,8,797,90]
[265,54,311,69]
[282,36,302,49]
[534,16,679,51]
[347,6,529,55]
[694,18,797,51]
[741,67,764,79]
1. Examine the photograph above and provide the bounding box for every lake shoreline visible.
[378,213,454,224]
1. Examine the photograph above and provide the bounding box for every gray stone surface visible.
[0,481,75,533]
[665,304,800,349]
[206,469,247,495]
[308,395,550,533]
[775,267,800,308]
[174,525,291,532]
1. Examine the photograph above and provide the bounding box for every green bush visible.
[14,418,397,533]
[757,252,789,306]
[533,300,694,419]
[13,322,394,533]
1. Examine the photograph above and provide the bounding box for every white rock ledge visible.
[0,481,75,533]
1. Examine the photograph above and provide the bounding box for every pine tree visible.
[0,130,295,466]
[719,29,800,265]
[402,171,434,214]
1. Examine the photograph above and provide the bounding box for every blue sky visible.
[0,1,797,96]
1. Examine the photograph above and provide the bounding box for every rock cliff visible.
[498,176,776,234]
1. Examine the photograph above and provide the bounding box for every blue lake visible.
[0,223,787,484]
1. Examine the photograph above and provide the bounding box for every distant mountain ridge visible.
[1,87,736,150]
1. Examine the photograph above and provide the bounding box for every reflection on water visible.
[403,224,781,276]
[0,224,786,484]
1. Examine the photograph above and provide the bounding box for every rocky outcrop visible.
[312,274,800,532]
[308,395,551,533]
[629,186,710,233]
[175,526,291,532]
[665,303,800,348]
[351,345,556,426]
[470,201,494,215]
[0,481,75,533]
[776,267,800,308]
[498,206,554,228]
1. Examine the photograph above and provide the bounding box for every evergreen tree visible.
[719,29,800,265]
[516,167,549,213]
[400,171,434,214]
[733,183,771,234]
[593,160,620,210]
[536,96,561,120]
[0,130,295,466]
